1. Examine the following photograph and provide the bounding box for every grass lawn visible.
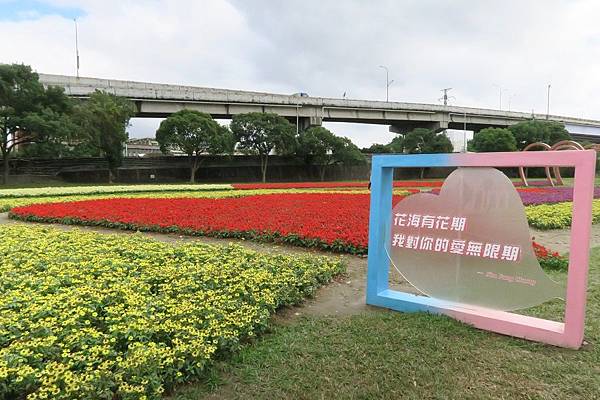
[171,248,600,400]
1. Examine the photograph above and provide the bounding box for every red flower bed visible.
[231,181,443,190]
[10,193,568,261]
[11,193,405,254]
[532,241,568,270]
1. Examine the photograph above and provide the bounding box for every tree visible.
[0,64,74,183]
[230,112,296,182]
[388,135,405,153]
[390,128,454,179]
[362,143,392,153]
[468,127,517,152]
[398,128,454,154]
[508,120,570,150]
[155,109,234,183]
[74,90,135,183]
[298,127,366,180]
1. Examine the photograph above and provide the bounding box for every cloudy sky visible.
[1,0,599,147]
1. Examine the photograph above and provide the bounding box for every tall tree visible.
[391,128,454,178]
[298,126,366,181]
[155,109,233,183]
[74,90,135,183]
[0,64,74,184]
[362,143,392,153]
[397,128,454,154]
[508,120,570,150]
[468,127,517,152]
[230,112,296,182]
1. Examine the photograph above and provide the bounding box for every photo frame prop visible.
[366,150,596,349]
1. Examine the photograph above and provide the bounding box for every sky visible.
[1,0,599,148]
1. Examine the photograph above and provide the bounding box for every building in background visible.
[124,138,186,157]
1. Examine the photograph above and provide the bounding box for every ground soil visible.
[2,213,598,318]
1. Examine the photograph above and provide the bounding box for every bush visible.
[468,128,517,152]
[509,120,570,150]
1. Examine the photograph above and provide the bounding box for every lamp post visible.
[74,18,80,78]
[463,111,467,152]
[493,84,503,110]
[378,65,394,102]
[546,84,551,119]
[296,103,299,135]
[508,93,517,111]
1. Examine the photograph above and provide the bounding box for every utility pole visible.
[546,84,551,119]
[378,65,394,102]
[463,111,467,152]
[74,18,80,78]
[296,103,299,135]
[508,93,517,111]
[439,88,453,106]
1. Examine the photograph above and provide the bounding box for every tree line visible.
[1,64,134,184]
[2,62,575,185]
[156,110,366,183]
[363,121,572,155]
[0,63,367,184]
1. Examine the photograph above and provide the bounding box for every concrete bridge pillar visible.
[297,116,322,131]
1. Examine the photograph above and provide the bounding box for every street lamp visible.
[493,84,503,110]
[74,18,80,78]
[546,84,551,119]
[508,93,517,111]
[378,65,394,102]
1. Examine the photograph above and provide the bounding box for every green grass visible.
[169,249,600,400]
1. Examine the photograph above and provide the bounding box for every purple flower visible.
[429,186,600,206]
[518,187,600,205]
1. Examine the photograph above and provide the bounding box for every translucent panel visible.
[388,167,564,311]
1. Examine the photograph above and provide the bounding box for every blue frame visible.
[366,153,461,313]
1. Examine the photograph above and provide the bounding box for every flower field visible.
[0,184,234,198]
[231,181,443,189]
[526,199,600,229]
[10,193,386,254]
[0,226,344,399]
[532,241,569,270]
[10,191,587,254]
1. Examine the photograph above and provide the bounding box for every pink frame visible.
[366,150,596,348]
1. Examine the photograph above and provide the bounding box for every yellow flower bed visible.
[0,226,344,399]
[526,199,600,229]
[0,184,234,198]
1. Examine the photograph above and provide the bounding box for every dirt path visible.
[2,213,598,318]
[530,226,600,254]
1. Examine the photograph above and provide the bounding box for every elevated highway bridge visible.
[39,73,600,142]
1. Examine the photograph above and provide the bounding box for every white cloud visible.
[1,0,600,144]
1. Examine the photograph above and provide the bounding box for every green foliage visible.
[0,64,75,182]
[362,143,392,153]
[155,110,234,183]
[509,120,570,150]
[230,112,296,182]
[388,135,405,153]
[392,128,454,154]
[16,140,100,158]
[468,128,517,152]
[74,90,135,182]
[298,127,365,180]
